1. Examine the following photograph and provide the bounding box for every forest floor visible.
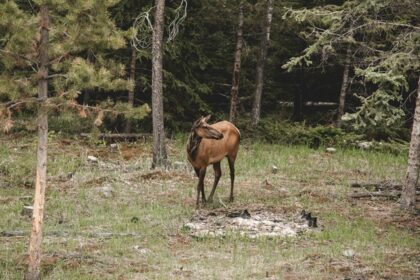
[0,133,419,280]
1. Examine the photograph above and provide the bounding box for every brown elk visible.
[187,115,240,207]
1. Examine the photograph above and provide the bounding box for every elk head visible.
[191,115,223,140]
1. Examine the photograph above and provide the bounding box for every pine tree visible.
[251,0,273,126]
[229,0,244,124]
[283,0,420,131]
[151,0,168,168]
[401,76,420,210]
[0,1,136,278]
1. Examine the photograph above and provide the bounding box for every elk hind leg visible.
[208,162,221,203]
[227,157,235,202]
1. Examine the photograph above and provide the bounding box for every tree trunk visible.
[293,69,304,121]
[336,44,352,128]
[151,0,167,168]
[251,0,273,126]
[229,1,244,124]
[26,5,49,280]
[293,91,303,121]
[401,76,420,210]
[125,47,137,133]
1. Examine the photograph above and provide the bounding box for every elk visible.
[187,115,240,208]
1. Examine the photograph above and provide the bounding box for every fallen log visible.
[350,191,420,199]
[349,192,400,199]
[278,101,338,108]
[1,230,140,238]
[350,182,401,189]
[350,182,420,191]
[80,133,151,142]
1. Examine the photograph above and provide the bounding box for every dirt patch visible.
[184,207,318,238]
[355,200,420,233]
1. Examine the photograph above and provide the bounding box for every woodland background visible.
[0,0,419,279]
[1,0,418,140]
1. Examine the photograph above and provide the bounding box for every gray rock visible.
[326,147,337,153]
[358,141,373,149]
[110,143,118,151]
[98,184,113,198]
[87,155,98,162]
[133,246,151,255]
[21,205,33,218]
[173,161,187,170]
[272,165,278,174]
[343,248,355,258]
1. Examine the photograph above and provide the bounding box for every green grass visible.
[0,134,418,279]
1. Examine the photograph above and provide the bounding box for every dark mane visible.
[187,131,201,161]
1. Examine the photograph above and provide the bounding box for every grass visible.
[0,133,419,279]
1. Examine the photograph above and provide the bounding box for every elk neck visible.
[187,131,202,161]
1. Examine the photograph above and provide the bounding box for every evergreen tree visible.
[251,0,273,126]
[0,1,139,278]
[401,76,420,210]
[151,0,168,168]
[229,0,244,124]
[283,0,420,131]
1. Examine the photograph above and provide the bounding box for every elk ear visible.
[203,115,211,122]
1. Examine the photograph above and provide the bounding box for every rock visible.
[87,155,98,163]
[343,249,355,258]
[133,246,151,255]
[272,165,278,174]
[326,147,336,153]
[277,187,290,196]
[358,141,373,149]
[98,184,113,198]
[21,205,33,218]
[173,161,187,170]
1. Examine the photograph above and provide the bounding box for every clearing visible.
[0,134,419,279]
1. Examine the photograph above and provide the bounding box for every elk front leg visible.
[208,162,221,203]
[196,167,207,208]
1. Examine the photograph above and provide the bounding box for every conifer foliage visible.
[0,1,139,279]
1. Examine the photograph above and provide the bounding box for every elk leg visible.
[208,162,221,203]
[228,157,235,202]
[196,167,207,208]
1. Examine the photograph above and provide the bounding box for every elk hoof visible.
[229,196,234,202]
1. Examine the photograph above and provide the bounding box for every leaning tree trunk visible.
[229,1,244,124]
[125,47,137,133]
[26,5,49,280]
[336,44,352,128]
[401,76,420,210]
[251,0,273,126]
[151,0,167,168]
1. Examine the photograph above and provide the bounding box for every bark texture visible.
[229,1,244,124]
[26,5,49,280]
[151,0,167,168]
[401,76,420,210]
[293,69,305,121]
[251,0,273,126]
[125,47,137,133]
[336,44,352,128]
[293,91,303,121]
